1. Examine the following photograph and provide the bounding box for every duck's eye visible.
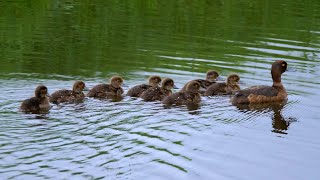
[282,63,286,67]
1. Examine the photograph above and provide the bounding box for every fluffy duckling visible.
[127,75,161,97]
[181,70,219,92]
[87,76,124,98]
[140,78,174,101]
[20,85,50,113]
[204,74,240,96]
[163,81,201,105]
[231,60,288,104]
[50,81,86,104]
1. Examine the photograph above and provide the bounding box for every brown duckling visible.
[127,75,162,97]
[180,70,219,92]
[231,60,288,104]
[204,74,240,96]
[20,85,50,113]
[163,81,201,105]
[50,81,86,104]
[87,76,124,98]
[140,78,174,101]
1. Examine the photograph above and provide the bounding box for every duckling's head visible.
[35,85,49,98]
[206,70,219,82]
[110,76,124,88]
[73,81,86,93]
[272,60,287,80]
[161,78,174,90]
[186,81,201,93]
[227,74,240,86]
[148,75,162,87]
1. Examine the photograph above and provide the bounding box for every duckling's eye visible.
[282,63,286,67]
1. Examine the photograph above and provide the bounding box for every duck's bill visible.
[173,85,179,89]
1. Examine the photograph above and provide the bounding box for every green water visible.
[1,1,320,179]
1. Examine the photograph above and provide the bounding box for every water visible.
[1,1,320,179]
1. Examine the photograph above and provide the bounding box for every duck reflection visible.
[234,100,297,134]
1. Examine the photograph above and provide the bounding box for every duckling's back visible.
[127,84,151,97]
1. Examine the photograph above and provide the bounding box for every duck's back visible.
[204,83,228,96]
[87,84,110,98]
[127,84,151,97]
[20,97,50,112]
[50,90,72,103]
[50,90,84,103]
[20,97,41,112]
[231,85,284,104]
[140,87,170,101]
[163,92,200,105]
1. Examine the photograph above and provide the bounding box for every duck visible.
[87,76,124,98]
[231,60,288,104]
[127,75,162,97]
[20,85,51,113]
[140,78,174,101]
[50,81,86,104]
[163,80,201,105]
[180,70,219,93]
[204,74,240,96]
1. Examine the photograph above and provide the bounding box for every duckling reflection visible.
[50,81,86,104]
[204,74,240,96]
[87,76,124,101]
[140,78,174,101]
[127,75,161,97]
[235,100,297,134]
[181,70,219,92]
[20,85,50,114]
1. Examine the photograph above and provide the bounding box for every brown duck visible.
[163,81,201,105]
[50,81,86,104]
[87,76,124,98]
[204,74,240,96]
[140,78,174,101]
[20,85,50,113]
[127,75,161,97]
[231,60,288,104]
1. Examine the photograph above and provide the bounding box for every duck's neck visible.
[271,71,283,88]
[272,74,285,90]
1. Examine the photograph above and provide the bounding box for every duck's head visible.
[206,70,219,82]
[35,85,49,98]
[148,75,162,87]
[271,60,287,82]
[186,81,201,93]
[161,78,174,90]
[227,74,240,86]
[73,81,86,93]
[110,76,124,88]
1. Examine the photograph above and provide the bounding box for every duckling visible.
[50,81,86,104]
[163,81,201,105]
[140,78,174,101]
[20,85,50,113]
[231,60,288,104]
[204,74,240,96]
[181,70,219,92]
[127,75,161,97]
[87,76,124,98]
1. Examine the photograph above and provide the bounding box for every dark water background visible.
[1,1,320,179]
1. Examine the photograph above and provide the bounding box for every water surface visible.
[1,1,320,179]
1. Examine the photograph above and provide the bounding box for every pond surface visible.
[1,1,320,179]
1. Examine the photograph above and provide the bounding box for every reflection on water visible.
[234,100,297,134]
[1,0,320,179]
